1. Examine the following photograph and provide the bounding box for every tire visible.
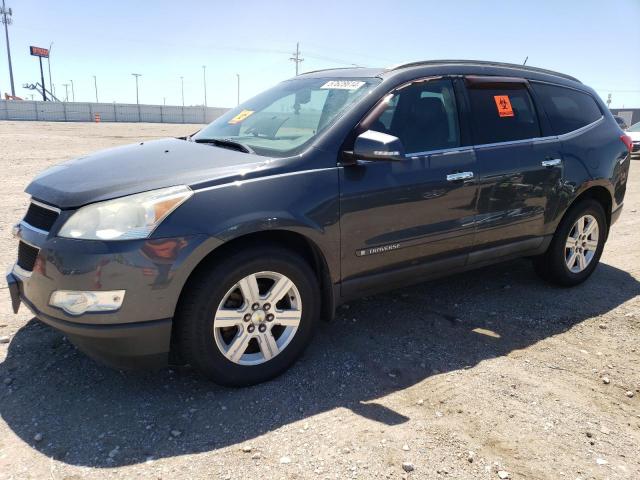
[175,245,320,386]
[533,199,607,287]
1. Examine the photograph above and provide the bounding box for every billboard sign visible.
[29,46,49,58]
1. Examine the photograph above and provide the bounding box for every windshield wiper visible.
[194,138,255,154]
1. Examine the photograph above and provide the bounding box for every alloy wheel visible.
[565,214,599,273]
[213,271,302,366]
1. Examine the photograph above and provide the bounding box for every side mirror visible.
[350,130,405,162]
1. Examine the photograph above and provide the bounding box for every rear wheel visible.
[533,199,607,286]
[176,246,320,386]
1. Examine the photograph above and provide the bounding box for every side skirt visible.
[337,236,552,305]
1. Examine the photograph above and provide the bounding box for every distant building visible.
[610,108,640,127]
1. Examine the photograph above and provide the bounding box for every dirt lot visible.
[0,121,638,480]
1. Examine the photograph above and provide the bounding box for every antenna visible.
[522,56,528,65]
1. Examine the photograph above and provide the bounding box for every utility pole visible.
[289,41,304,76]
[69,79,75,102]
[62,83,69,102]
[93,75,98,102]
[202,65,207,106]
[132,73,141,104]
[236,73,240,106]
[47,41,53,96]
[180,76,184,106]
[1,0,15,96]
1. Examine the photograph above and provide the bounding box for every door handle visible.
[541,158,562,167]
[446,171,474,182]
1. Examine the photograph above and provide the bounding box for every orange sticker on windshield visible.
[228,109,254,124]
[494,95,514,117]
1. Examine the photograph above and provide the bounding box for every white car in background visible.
[627,122,640,157]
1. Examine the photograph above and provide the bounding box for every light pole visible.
[93,75,98,102]
[62,83,69,102]
[236,73,240,106]
[1,0,15,97]
[132,73,141,104]
[47,41,53,96]
[202,65,207,107]
[69,79,75,102]
[180,76,184,106]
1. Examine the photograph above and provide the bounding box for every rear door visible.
[464,77,563,255]
[339,77,478,288]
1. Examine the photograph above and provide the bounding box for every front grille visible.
[17,241,39,272]
[632,142,640,153]
[23,201,59,232]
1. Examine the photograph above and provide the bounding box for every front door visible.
[339,78,478,289]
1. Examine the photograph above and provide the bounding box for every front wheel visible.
[533,199,607,286]
[175,246,320,386]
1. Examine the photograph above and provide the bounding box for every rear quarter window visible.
[531,83,602,135]
[467,85,541,145]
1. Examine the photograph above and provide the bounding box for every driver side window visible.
[371,79,460,154]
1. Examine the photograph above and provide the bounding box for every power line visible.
[304,51,367,68]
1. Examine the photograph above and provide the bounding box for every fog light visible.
[49,290,125,316]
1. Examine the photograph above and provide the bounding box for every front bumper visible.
[7,226,212,369]
[9,272,172,368]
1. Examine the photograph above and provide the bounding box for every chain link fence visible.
[0,100,229,124]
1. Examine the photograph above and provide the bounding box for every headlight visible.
[58,185,193,240]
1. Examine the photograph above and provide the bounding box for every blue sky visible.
[2,0,639,108]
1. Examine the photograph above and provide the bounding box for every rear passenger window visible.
[370,79,460,154]
[531,83,602,135]
[467,85,541,144]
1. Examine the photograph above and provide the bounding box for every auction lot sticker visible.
[321,80,366,90]
[228,110,255,124]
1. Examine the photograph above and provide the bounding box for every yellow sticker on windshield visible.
[228,110,254,124]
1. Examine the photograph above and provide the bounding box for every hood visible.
[627,130,640,141]
[26,138,270,208]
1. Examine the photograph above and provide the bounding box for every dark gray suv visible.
[7,60,632,386]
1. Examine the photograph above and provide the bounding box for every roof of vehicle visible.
[298,60,581,85]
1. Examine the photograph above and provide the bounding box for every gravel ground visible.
[0,121,638,480]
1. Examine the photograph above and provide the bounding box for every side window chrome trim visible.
[557,116,604,141]
[473,136,555,150]
[405,146,474,158]
[471,116,603,150]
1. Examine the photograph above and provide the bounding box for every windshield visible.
[193,77,380,157]
[628,122,640,132]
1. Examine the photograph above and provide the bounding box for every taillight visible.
[621,134,632,153]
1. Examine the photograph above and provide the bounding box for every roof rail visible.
[386,60,581,83]
[297,66,369,76]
